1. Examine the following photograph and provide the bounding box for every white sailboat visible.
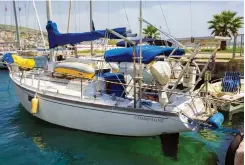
[4,0,229,136]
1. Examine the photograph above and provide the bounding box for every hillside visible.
[0,24,47,35]
[0,24,48,49]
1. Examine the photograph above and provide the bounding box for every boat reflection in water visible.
[11,104,221,165]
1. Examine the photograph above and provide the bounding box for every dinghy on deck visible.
[64,57,119,73]
[54,62,95,79]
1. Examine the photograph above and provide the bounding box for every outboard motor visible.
[150,61,171,107]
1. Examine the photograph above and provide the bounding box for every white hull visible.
[12,78,194,136]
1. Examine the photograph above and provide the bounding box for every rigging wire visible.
[122,0,131,29]
[32,0,46,50]
[58,2,61,26]
[78,1,81,31]
[157,0,170,35]
[73,0,77,32]
[107,1,110,28]
[26,1,30,28]
[4,3,6,42]
[189,0,193,37]
[85,1,89,31]
[11,3,13,27]
[24,4,26,27]
[17,1,21,28]
[4,3,6,26]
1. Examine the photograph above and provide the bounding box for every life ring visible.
[225,133,244,165]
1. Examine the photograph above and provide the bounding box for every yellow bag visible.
[12,55,35,69]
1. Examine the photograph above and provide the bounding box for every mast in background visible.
[46,0,55,62]
[13,0,20,50]
[67,0,78,58]
[67,0,72,33]
[90,0,94,56]
[138,0,143,108]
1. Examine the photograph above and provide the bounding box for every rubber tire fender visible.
[225,134,244,165]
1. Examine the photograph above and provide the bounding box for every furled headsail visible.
[104,45,185,64]
[46,21,129,49]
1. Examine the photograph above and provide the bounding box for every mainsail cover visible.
[104,46,185,64]
[46,21,128,49]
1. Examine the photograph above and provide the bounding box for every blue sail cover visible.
[46,21,127,49]
[104,45,185,64]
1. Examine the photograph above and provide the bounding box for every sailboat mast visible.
[138,0,143,108]
[67,0,72,33]
[67,0,78,58]
[46,0,55,62]
[13,0,20,50]
[90,0,94,56]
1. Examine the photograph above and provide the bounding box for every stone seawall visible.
[213,57,244,79]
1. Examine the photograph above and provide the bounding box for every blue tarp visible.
[101,73,126,98]
[2,53,14,64]
[46,21,128,49]
[104,45,185,64]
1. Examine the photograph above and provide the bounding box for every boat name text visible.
[134,116,165,123]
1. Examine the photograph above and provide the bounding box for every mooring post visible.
[225,133,244,165]
[240,34,244,57]
[233,33,238,58]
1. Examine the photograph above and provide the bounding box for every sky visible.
[0,0,244,38]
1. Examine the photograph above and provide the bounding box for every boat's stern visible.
[175,96,225,131]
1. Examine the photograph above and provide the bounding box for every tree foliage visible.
[143,25,160,39]
[208,10,243,50]
[108,39,117,45]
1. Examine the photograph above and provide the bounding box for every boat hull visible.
[12,79,193,136]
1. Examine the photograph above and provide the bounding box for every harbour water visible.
[0,70,243,165]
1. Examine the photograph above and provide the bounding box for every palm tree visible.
[143,25,160,39]
[108,39,117,46]
[208,10,243,50]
